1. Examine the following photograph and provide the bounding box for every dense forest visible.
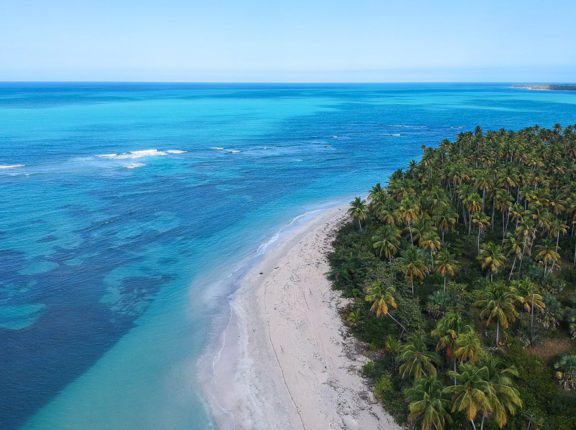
[328,125,576,429]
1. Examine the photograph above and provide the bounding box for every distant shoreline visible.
[514,83,576,91]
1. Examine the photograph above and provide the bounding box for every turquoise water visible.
[1,83,575,429]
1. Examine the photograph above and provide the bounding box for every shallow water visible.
[1,83,575,429]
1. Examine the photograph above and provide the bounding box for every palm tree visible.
[511,278,545,342]
[368,182,384,200]
[547,218,568,251]
[434,206,458,243]
[397,198,421,244]
[464,192,483,234]
[372,225,401,261]
[472,212,491,254]
[454,328,483,365]
[503,233,522,280]
[474,171,492,212]
[405,376,451,430]
[377,207,397,225]
[445,363,492,430]
[478,242,507,281]
[435,249,459,291]
[348,197,368,231]
[364,281,407,334]
[398,246,430,294]
[482,356,523,428]
[535,242,560,276]
[419,231,442,266]
[516,219,536,262]
[431,312,465,373]
[475,282,519,346]
[398,334,439,381]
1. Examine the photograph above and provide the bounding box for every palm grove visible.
[329,125,576,429]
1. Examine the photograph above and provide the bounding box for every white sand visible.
[200,207,401,430]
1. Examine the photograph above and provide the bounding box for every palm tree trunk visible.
[407,220,413,244]
[443,276,447,292]
[388,313,407,337]
[508,255,517,280]
[491,202,495,231]
[530,295,535,343]
[470,419,477,430]
[496,320,500,346]
[358,220,362,231]
[477,229,481,254]
[480,414,486,430]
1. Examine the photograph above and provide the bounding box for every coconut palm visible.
[368,182,384,201]
[472,212,491,254]
[547,218,568,251]
[377,207,397,225]
[482,356,523,428]
[398,246,430,294]
[372,225,401,261]
[478,242,507,281]
[419,231,442,266]
[435,249,459,291]
[431,312,466,373]
[434,206,458,243]
[397,198,421,244]
[535,242,561,276]
[445,363,493,430]
[405,376,452,430]
[464,192,483,234]
[348,197,368,231]
[454,328,483,365]
[511,278,545,342]
[398,334,439,381]
[475,282,519,346]
[503,233,523,280]
[364,281,407,335]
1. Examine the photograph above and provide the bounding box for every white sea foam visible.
[210,147,225,151]
[96,148,186,160]
[226,149,241,154]
[115,149,167,159]
[0,164,25,169]
[383,133,401,137]
[125,162,146,169]
[165,149,187,154]
[388,124,427,129]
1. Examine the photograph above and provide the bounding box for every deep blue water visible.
[1,83,575,429]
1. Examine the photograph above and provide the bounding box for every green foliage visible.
[373,373,409,423]
[506,347,576,430]
[330,125,576,428]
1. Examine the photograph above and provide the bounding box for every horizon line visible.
[0,80,574,85]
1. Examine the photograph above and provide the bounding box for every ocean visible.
[1,83,575,429]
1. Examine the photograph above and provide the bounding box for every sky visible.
[0,0,575,82]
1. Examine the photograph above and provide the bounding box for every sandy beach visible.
[200,206,401,430]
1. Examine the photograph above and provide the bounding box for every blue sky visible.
[0,0,574,82]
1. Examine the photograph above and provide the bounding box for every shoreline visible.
[198,206,400,430]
